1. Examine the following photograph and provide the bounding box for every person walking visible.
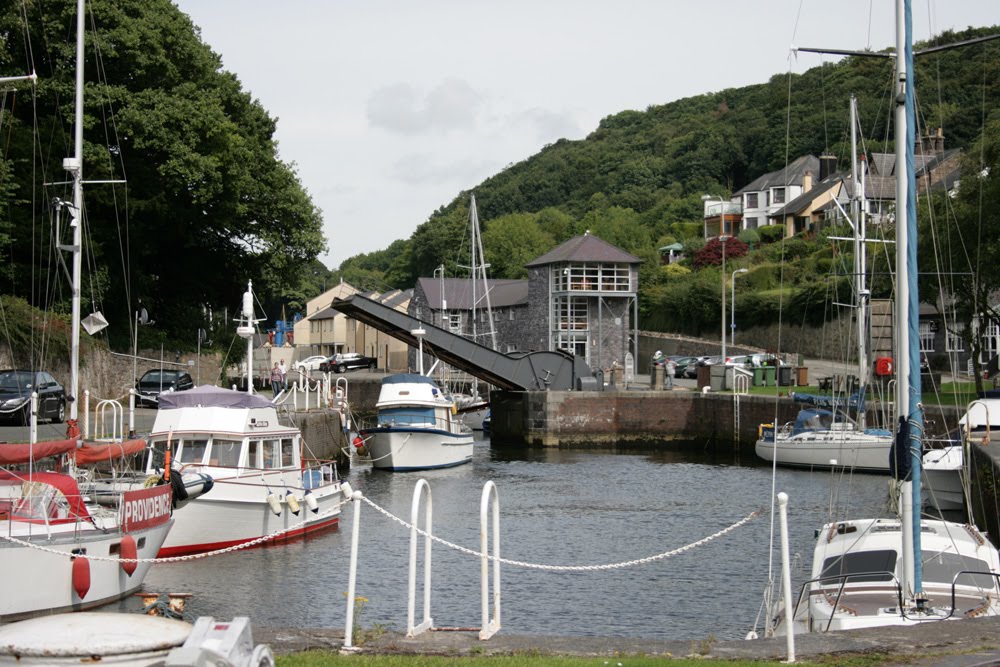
[270,362,283,396]
[278,358,288,389]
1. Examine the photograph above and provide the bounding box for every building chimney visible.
[819,154,837,181]
[803,170,813,193]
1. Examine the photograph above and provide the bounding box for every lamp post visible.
[731,268,749,348]
[720,236,730,361]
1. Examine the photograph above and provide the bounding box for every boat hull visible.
[363,428,474,471]
[755,432,893,472]
[0,520,172,621]
[922,446,965,511]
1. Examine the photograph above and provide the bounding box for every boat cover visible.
[793,390,865,412]
[0,470,90,522]
[381,374,438,386]
[159,384,272,410]
[73,439,147,464]
[0,439,77,464]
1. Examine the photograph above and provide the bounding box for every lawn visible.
[730,381,986,408]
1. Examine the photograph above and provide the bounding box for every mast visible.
[850,96,870,429]
[65,0,86,422]
[894,0,923,601]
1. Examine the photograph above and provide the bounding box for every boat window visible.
[147,439,175,471]
[14,481,70,521]
[922,551,998,590]
[281,438,294,467]
[819,549,896,584]
[209,439,242,467]
[178,438,208,464]
[379,407,436,427]
[263,440,280,468]
[246,440,260,469]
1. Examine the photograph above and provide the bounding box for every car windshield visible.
[141,371,177,384]
[0,371,33,391]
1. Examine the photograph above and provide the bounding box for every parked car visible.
[320,352,377,373]
[685,356,711,378]
[294,355,329,373]
[135,369,194,407]
[0,370,65,424]
[670,356,699,378]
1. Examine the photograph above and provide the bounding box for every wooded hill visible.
[336,26,1000,339]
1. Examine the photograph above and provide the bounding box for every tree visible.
[480,213,554,279]
[693,237,749,268]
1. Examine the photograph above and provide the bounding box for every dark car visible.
[0,370,65,424]
[671,356,699,378]
[319,352,377,374]
[136,369,194,407]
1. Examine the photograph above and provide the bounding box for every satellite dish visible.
[138,307,149,325]
[82,311,109,335]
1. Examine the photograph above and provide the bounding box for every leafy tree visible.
[693,237,749,268]
[480,213,554,279]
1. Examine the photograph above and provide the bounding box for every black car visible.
[670,356,699,378]
[136,369,194,407]
[319,352,377,374]
[0,370,65,424]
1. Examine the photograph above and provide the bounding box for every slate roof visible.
[314,289,412,320]
[417,277,528,310]
[524,233,641,267]
[735,155,820,195]
[770,175,843,217]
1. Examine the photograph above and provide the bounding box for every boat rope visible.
[0,505,341,564]
[360,494,762,571]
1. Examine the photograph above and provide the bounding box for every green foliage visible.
[738,228,760,245]
[693,237,749,268]
[481,213,555,279]
[757,225,785,243]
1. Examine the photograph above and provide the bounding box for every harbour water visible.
[129,435,890,641]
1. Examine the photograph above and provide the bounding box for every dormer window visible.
[773,187,786,204]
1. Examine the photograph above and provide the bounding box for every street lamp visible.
[731,268,749,348]
[720,236,730,360]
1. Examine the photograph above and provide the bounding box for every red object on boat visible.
[119,535,138,576]
[72,556,91,599]
[353,436,364,449]
[74,439,147,464]
[874,357,893,376]
[0,439,77,465]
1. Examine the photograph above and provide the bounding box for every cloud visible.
[391,153,499,187]
[367,78,483,135]
[508,107,583,143]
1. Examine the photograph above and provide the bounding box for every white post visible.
[29,392,38,445]
[293,380,299,412]
[407,479,434,637]
[128,388,135,436]
[83,389,90,439]
[778,492,795,663]
[342,489,363,652]
[479,480,501,640]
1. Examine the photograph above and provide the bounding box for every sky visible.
[171,1,997,269]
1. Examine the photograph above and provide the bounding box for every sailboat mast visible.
[894,0,923,601]
[850,96,869,429]
[67,0,86,422]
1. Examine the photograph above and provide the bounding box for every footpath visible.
[256,616,1000,664]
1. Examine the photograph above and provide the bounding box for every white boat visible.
[0,0,174,621]
[755,97,892,472]
[359,374,474,471]
[140,283,346,557]
[922,398,1000,512]
[776,518,1000,633]
[762,9,1000,638]
[0,447,172,621]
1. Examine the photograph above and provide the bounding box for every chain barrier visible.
[0,506,340,564]
[361,495,762,571]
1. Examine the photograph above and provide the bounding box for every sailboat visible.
[766,1,1000,635]
[0,0,174,620]
[755,97,894,472]
[922,398,1000,512]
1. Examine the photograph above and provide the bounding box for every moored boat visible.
[922,398,1000,512]
[359,374,474,471]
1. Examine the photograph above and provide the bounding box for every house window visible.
[553,264,632,293]
[554,296,588,331]
[448,313,462,334]
[506,344,517,353]
[508,309,515,321]
[746,193,759,209]
[946,324,965,352]
[919,322,935,352]
[745,217,758,230]
[773,187,786,204]
[982,323,999,362]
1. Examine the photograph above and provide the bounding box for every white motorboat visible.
[772,518,1000,634]
[359,374,474,471]
[922,398,1000,512]
[755,402,893,472]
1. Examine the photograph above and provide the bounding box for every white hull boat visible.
[771,518,1000,634]
[0,470,172,621]
[756,408,893,472]
[360,374,474,471]
[922,399,1000,513]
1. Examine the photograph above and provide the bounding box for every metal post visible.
[778,492,795,662]
[479,480,501,640]
[731,268,748,348]
[128,389,135,437]
[83,389,90,439]
[407,479,434,637]
[721,236,729,361]
[342,489,363,651]
[30,392,38,445]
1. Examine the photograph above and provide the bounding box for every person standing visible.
[278,358,288,389]
[665,357,676,389]
[270,362,283,396]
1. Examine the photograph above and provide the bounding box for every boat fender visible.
[171,472,189,508]
[451,403,457,415]
[340,412,347,429]
[266,493,282,516]
[285,491,301,515]
[303,489,319,513]
[119,535,138,576]
[72,555,91,599]
[352,436,364,449]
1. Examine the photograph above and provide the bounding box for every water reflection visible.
[129,439,893,641]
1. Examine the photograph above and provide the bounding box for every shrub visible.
[738,228,760,246]
[693,236,749,268]
[758,224,785,243]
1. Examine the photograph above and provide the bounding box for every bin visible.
[796,367,809,386]
[752,367,764,386]
[764,367,776,386]
[697,364,711,389]
[778,366,792,386]
[710,364,726,392]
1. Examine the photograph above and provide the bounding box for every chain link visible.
[360,495,762,571]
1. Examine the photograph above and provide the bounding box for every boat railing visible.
[792,570,902,632]
[948,570,1000,619]
[176,462,339,491]
[359,413,468,432]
